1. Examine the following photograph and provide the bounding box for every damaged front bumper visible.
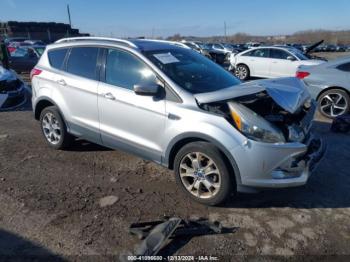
[232,133,326,189]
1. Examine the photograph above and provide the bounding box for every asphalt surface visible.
[0,101,350,261]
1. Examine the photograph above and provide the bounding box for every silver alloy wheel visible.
[235,65,247,80]
[42,112,61,145]
[179,152,221,199]
[320,93,348,117]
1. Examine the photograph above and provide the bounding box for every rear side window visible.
[337,62,350,72]
[66,47,99,80]
[270,49,290,59]
[48,48,68,70]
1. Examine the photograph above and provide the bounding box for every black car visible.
[8,46,44,73]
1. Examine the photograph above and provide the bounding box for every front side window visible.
[270,49,290,60]
[144,48,240,94]
[66,47,99,80]
[48,48,68,70]
[105,49,157,90]
[337,62,350,72]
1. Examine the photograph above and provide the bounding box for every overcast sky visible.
[2,0,350,37]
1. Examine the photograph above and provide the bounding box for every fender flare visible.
[163,132,242,186]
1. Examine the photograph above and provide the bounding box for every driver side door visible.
[98,48,167,163]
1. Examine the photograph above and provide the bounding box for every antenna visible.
[67,4,72,27]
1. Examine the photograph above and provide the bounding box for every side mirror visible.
[133,83,160,96]
[287,55,296,61]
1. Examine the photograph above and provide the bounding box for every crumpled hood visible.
[194,77,311,114]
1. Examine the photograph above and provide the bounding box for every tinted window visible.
[243,49,269,58]
[66,47,99,80]
[144,48,240,94]
[105,49,157,90]
[270,49,290,59]
[10,48,27,57]
[337,62,350,72]
[48,48,68,69]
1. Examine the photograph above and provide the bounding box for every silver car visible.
[31,37,325,205]
[297,56,350,118]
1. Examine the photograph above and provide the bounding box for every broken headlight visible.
[228,102,285,143]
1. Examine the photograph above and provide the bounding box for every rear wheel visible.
[318,89,349,118]
[235,64,250,81]
[174,142,234,206]
[40,106,73,149]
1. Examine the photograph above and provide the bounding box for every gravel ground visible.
[0,52,349,261]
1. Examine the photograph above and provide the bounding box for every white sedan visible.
[230,46,324,80]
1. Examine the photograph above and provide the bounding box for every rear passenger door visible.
[97,48,166,163]
[269,49,297,77]
[49,46,101,143]
[241,49,270,77]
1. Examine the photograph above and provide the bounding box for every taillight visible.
[296,71,310,79]
[30,68,42,80]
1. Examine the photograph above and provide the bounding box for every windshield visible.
[197,43,211,49]
[144,48,240,94]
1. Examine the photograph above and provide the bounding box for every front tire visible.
[40,106,73,149]
[235,64,250,81]
[318,89,349,118]
[174,142,234,206]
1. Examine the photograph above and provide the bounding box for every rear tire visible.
[235,64,250,81]
[39,106,73,149]
[174,142,235,206]
[318,89,349,118]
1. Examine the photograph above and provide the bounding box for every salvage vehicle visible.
[182,41,228,65]
[31,37,325,205]
[231,46,325,80]
[0,65,27,109]
[297,56,350,118]
[9,46,42,73]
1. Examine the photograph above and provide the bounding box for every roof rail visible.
[140,39,191,49]
[54,37,138,48]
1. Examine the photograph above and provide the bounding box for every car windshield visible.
[144,48,240,94]
[197,43,210,49]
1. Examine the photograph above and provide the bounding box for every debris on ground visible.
[331,114,350,133]
[121,217,237,259]
[98,195,119,208]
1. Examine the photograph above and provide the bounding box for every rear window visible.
[66,47,99,80]
[48,48,68,70]
[337,62,350,72]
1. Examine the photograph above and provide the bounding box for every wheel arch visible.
[316,86,350,101]
[34,97,68,129]
[164,133,241,186]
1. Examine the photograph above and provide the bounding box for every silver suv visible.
[31,37,325,205]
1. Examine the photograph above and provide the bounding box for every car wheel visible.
[235,64,250,81]
[40,106,73,149]
[318,89,349,118]
[174,142,234,206]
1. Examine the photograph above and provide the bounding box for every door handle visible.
[103,92,116,100]
[57,79,67,86]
